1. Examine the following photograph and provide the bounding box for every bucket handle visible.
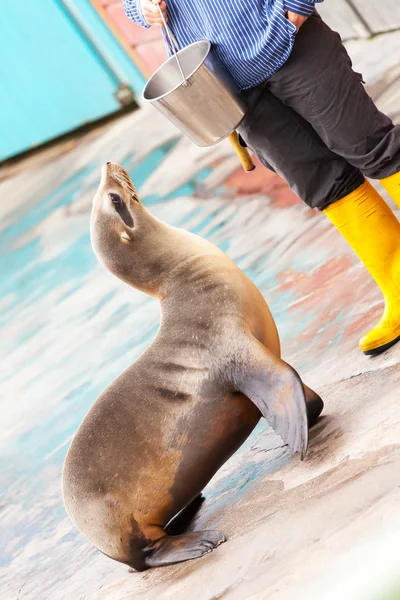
[153,1,188,87]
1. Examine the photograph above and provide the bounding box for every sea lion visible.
[62,162,323,571]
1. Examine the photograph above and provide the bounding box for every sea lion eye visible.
[110,193,122,206]
[109,192,134,228]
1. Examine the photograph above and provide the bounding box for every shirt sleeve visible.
[284,0,324,17]
[122,0,150,29]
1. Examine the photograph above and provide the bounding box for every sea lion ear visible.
[226,336,309,459]
[120,231,132,244]
[131,189,141,204]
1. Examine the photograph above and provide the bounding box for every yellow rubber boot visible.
[380,171,400,207]
[324,180,400,355]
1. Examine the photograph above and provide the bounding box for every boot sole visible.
[362,334,400,356]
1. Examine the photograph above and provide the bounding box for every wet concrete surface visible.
[1,31,400,600]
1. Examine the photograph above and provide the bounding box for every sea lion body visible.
[62,164,323,571]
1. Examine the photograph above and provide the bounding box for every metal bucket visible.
[142,40,246,147]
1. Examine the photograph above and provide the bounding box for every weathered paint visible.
[0,0,145,162]
[93,0,165,78]
[1,31,400,600]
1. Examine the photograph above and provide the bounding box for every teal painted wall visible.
[0,0,146,161]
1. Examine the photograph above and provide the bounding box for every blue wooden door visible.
[0,0,145,161]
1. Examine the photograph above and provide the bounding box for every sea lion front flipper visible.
[144,530,225,568]
[228,337,309,458]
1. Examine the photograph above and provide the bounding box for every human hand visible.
[285,10,308,31]
[142,0,168,27]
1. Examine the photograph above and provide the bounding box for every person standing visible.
[123,0,400,356]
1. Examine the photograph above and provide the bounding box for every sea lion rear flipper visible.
[144,530,225,568]
[229,337,309,459]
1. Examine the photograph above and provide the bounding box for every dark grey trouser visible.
[237,13,400,210]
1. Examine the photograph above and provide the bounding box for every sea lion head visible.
[91,162,165,297]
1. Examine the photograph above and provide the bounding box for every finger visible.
[144,9,167,20]
[152,19,168,27]
[160,2,168,18]
[143,5,164,19]
[149,0,166,11]
[146,2,162,13]
[146,9,167,21]
[296,17,307,30]
[143,12,164,25]
[143,7,160,18]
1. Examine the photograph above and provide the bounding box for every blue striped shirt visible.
[122,0,323,90]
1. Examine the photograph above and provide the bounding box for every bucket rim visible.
[142,40,212,103]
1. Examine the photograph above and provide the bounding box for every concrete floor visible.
[1,30,400,600]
